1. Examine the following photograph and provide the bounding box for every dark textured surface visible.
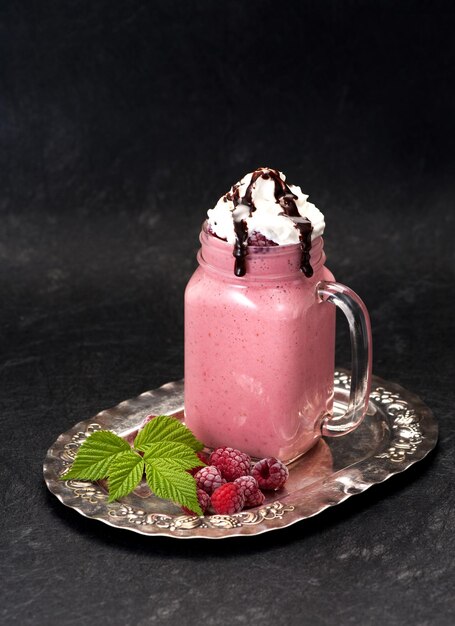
[1,1,454,625]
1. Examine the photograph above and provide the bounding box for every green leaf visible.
[61,431,131,481]
[59,419,206,512]
[107,451,145,502]
[134,415,204,453]
[145,459,202,515]
[142,441,203,470]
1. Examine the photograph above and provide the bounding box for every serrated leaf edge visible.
[60,430,132,481]
[134,415,204,452]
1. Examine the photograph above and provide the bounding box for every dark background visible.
[1,1,454,624]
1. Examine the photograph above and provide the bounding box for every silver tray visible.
[43,370,437,539]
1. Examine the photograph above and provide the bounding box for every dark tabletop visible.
[1,1,454,624]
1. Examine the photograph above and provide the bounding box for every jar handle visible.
[317,281,373,437]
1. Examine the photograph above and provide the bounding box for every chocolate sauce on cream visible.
[239,169,263,215]
[228,167,314,278]
[233,219,249,277]
[264,168,314,277]
[227,169,266,276]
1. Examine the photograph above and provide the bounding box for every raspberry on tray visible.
[211,483,245,515]
[252,457,289,491]
[209,447,252,481]
[234,475,265,508]
[194,465,225,495]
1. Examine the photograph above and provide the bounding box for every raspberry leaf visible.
[61,431,131,481]
[107,451,145,503]
[142,441,203,470]
[134,415,204,452]
[145,460,202,515]
[59,419,205,511]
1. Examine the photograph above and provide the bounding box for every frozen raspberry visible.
[252,457,289,491]
[194,465,225,495]
[234,475,265,508]
[244,488,265,507]
[211,483,245,515]
[181,489,210,516]
[247,231,279,247]
[209,447,251,481]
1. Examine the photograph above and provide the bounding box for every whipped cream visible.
[207,168,325,246]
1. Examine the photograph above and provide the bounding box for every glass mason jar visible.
[184,223,372,463]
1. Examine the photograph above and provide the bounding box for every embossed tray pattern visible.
[43,371,437,539]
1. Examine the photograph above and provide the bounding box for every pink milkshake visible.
[184,168,372,462]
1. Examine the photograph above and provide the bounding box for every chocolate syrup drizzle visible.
[233,219,249,277]
[227,169,264,277]
[226,167,314,278]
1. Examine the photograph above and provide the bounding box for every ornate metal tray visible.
[43,370,437,539]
